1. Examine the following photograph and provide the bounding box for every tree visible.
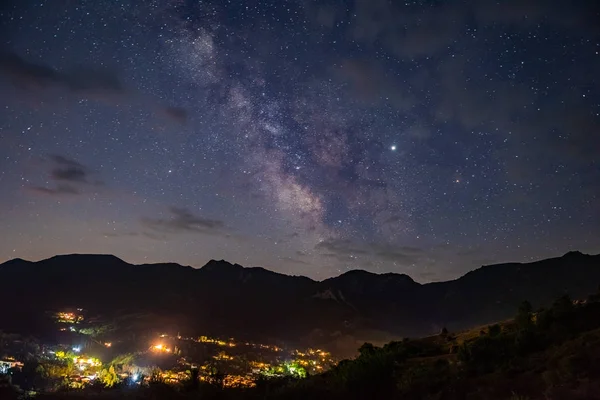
[587,284,600,302]
[110,353,135,367]
[536,307,554,330]
[283,361,307,379]
[100,365,119,388]
[358,342,377,357]
[516,301,533,330]
[209,368,224,388]
[488,324,501,337]
[552,294,574,318]
[184,367,199,391]
[515,328,538,355]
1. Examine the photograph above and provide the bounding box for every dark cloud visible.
[162,106,188,124]
[315,238,424,266]
[404,123,431,140]
[0,50,124,95]
[26,155,100,196]
[142,207,227,236]
[321,0,600,190]
[51,166,87,183]
[335,59,415,109]
[280,256,312,266]
[302,2,344,29]
[434,56,534,129]
[103,231,166,241]
[315,238,369,255]
[473,0,600,32]
[350,0,463,58]
[0,50,188,119]
[50,155,85,167]
[28,184,80,196]
[62,68,123,94]
[314,5,338,28]
[373,245,423,265]
[314,1,600,61]
[384,216,404,225]
[434,54,599,183]
[48,155,94,184]
[0,50,59,89]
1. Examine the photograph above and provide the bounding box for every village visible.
[0,309,338,393]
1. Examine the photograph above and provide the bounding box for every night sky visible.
[1,0,599,281]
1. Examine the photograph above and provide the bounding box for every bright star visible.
[390,145,397,151]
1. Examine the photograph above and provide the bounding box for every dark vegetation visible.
[4,288,600,399]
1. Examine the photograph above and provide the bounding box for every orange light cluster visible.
[73,357,101,367]
[152,344,172,353]
[213,352,234,361]
[223,374,256,388]
[60,312,75,320]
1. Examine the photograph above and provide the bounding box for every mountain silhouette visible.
[2,252,599,345]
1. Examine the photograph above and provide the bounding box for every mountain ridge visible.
[2,251,599,348]
[2,250,598,285]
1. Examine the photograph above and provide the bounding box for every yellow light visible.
[154,344,163,350]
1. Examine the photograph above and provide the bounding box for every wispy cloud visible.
[162,107,188,124]
[28,184,80,197]
[0,50,188,120]
[0,50,123,95]
[142,207,227,236]
[315,238,424,266]
[27,155,101,196]
[48,155,93,184]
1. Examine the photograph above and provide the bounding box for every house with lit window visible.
[0,359,23,374]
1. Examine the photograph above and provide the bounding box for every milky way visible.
[0,0,599,281]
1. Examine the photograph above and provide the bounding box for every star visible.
[390,145,397,151]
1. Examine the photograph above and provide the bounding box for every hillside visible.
[5,290,600,400]
[245,291,600,400]
[1,251,599,348]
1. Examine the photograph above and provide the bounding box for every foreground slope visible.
[5,290,600,399]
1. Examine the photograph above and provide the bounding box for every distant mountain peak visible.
[47,253,126,262]
[6,257,28,263]
[202,259,244,272]
[339,269,377,277]
[0,257,32,267]
[334,269,416,284]
[563,250,585,258]
[0,254,130,270]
